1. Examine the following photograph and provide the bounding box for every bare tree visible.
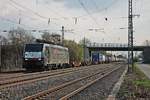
[41,32,61,44]
[0,28,36,72]
[41,32,51,41]
[79,37,91,46]
[0,35,9,45]
[8,27,35,45]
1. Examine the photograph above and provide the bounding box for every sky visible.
[0,0,150,45]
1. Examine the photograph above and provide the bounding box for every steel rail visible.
[23,66,120,100]
[60,66,121,100]
[0,66,91,83]
[0,64,111,90]
[0,67,79,85]
[0,68,69,81]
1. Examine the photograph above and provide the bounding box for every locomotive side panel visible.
[47,45,69,65]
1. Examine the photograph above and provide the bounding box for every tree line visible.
[0,28,89,71]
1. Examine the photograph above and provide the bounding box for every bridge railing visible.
[86,43,128,48]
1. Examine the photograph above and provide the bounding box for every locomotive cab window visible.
[25,44,43,52]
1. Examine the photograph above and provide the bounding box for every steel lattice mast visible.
[128,0,134,72]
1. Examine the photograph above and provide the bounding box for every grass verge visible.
[116,64,150,99]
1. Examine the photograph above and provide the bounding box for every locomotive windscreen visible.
[25,44,43,52]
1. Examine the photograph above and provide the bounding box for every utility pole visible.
[0,42,1,68]
[62,26,64,45]
[83,37,86,63]
[128,0,134,72]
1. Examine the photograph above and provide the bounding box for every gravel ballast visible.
[70,64,126,100]
[0,64,116,100]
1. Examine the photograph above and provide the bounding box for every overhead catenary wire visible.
[7,0,125,25]
[77,0,116,40]
[77,0,120,18]
[0,0,127,43]
[8,0,76,28]
[0,16,124,43]
[34,0,121,19]
[9,0,121,19]
[4,0,62,29]
[91,0,101,12]
[8,0,74,21]
[8,0,49,19]
[0,16,74,33]
[0,16,38,29]
[77,0,102,28]
[42,4,70,19]
[2,0,127,36]
[8,2,47,22]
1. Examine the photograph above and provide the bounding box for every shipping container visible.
[91,52,99,64]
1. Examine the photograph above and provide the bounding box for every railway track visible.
[23,65,122,100]
[0,67,78,85]
[0,70,26,80]
[0,67,77,81]
[0,64,113,90]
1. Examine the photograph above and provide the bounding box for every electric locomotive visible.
[23,43,69,71]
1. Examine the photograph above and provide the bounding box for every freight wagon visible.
[91,52,106,64]
[99,54,106,64]
[91,52,99,64]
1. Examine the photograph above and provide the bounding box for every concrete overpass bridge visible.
[85,43,150,63]
[86,43,148,51]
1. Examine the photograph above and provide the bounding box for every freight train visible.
[23,43,123,71]
[91,52,120,64]
[23,43,70,71]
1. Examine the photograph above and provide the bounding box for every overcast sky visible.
[0,0,149,45]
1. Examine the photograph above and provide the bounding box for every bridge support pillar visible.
[83,47,90,63]
[143,47,150,63]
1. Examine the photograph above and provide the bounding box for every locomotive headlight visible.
[38,58,41,60]
[25,58,28,60]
